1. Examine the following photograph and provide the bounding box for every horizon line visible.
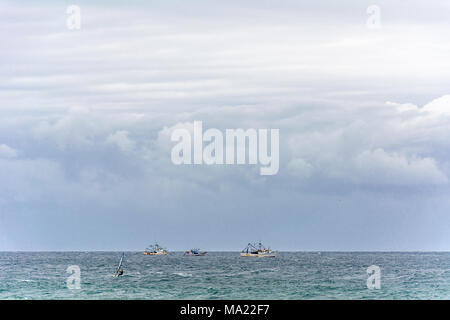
[2,250,450,253]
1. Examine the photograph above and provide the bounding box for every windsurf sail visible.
[115,252,124,277]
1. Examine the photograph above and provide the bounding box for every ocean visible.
[1,252,450,299]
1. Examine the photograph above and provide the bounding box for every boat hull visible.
[184,252,207,256]
[240,252,276,257]
[144,251,168,255]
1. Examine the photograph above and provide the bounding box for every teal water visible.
[1,252,450,299]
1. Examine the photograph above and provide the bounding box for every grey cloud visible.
[2,1,450,250]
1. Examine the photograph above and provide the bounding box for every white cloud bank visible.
[355,148,447,185]
[106,130,136,153]
[0,144,17,159]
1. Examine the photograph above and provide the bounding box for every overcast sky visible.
[1,0,450,251]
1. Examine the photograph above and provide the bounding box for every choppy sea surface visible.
[1,252,450,299]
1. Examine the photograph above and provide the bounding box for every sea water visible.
[1,252,450,299]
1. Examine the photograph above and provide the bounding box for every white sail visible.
[114,252,124,277]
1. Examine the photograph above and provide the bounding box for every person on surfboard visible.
[115,252,125,277]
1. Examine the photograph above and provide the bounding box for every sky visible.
[1,0,450,251]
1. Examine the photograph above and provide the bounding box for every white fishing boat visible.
[144,243,168,255]
[240,241,276,257]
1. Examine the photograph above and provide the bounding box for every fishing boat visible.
[240,241,276,257]
[144,243,168,255]
[184,248,207,256]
